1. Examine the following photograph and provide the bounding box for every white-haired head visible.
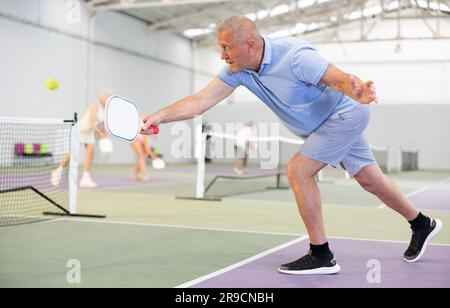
[216,16,265,73]
[217,16,261,44]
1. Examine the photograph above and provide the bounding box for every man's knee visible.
[355,171,387,194]
[286,155,317,182]
[286,162,302,182]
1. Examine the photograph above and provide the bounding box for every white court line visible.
[327,234,450,247]
[85,179,194,192]
[57,217,450,247]
[58,218,303,237]
[175,236,309,288]
[377,176,450,209]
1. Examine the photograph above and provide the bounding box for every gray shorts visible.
[300,104,376,176]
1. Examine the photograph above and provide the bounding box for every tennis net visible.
[0,116,79,227]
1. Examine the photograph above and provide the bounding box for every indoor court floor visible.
[1,164,449,288]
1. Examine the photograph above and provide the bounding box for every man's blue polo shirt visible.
[217,36,358,137]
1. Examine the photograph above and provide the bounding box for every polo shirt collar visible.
[246,36,272,75]
[261,36,272,68]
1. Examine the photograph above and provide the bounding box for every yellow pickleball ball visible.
[45,78,60,91]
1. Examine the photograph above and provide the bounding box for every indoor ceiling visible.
[86,0,450,46]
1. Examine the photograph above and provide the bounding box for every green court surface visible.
[1,165,449,287]
[0,220,297,288]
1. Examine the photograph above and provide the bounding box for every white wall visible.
[0,0,196,164]
[367,105,450,171]
[316,40,450,105]
[2,1,449,169]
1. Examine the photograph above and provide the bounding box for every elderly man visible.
[141,16,442,275]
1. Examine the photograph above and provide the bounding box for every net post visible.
[275,173,281,189]
[276,139,282,188]
[195,126,207,199]
[69,122,80,214]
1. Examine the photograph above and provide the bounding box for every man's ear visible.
[247,39,255,53]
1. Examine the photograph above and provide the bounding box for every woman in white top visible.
[78,89,111,188]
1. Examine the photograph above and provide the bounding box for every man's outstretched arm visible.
[320,64,378,104]
[141,77,235,133]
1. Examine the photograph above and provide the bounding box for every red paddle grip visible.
[150,125,159,135]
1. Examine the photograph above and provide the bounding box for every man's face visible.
[217,30,252,73]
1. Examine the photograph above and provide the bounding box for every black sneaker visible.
[403,218,443,262]
[278,251,341,275]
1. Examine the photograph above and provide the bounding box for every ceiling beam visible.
[147,0,251,30]
[195,1,450,46]
[148,0,340,31]
[88,0,256,11]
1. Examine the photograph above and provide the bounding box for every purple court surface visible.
[79,175,194,189]
[190,238,450,288]
[2,172,68,191]
[408,188,450,211]
[2,173,189,190]
[80,167,276,189]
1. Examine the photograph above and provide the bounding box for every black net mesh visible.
[202,135,301,199]
[0,117,73,227]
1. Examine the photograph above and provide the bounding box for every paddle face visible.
[105,96,140,142]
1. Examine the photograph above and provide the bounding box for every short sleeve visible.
[217,66,241,88]
[290,47,329,86]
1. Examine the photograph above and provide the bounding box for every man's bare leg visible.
[353,164,418,219]
[278,154,341,275]
[286,153,327,244]
[353,164,442,262]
